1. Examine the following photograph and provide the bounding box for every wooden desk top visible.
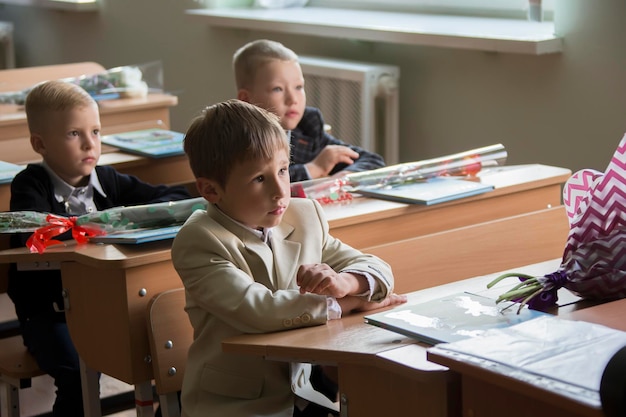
[0,238,173,269]
[0,163,570,265]
[324,164,571,228]
[221,259,563,369]
[562,297,626,331]
[223,259,612,417]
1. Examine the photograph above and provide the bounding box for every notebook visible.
[0,160,25,184]
[100,128,185,158]
[364,292,549,345]
[356,177,494,205]
[89,225,182,244]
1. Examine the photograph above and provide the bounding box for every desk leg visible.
[135,381,155,417]
[80,357,102,417]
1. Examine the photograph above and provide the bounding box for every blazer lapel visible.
[208,204,276,290]
[243,239,276,290]
[271,221,301,290]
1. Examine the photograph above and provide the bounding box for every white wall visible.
[1,0,624,172]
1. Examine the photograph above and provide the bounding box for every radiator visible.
[299,55,400,164]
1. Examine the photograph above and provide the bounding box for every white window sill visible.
[185,7,561,55]
[0,0,98,12]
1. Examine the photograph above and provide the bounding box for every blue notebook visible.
[89,225,182,244]
[356,177,494,205]
[100,128,185,158]
[0,160,25,184]
[364,292,549,345]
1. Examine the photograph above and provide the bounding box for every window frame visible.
[308,0,554,20]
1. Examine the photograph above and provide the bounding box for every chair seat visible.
[0,335,44,417]
[0,335,44,386]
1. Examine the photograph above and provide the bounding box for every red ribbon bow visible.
[26,214,106,254]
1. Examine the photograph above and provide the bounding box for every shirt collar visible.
[214,204,272,244]
[41,161,107,205]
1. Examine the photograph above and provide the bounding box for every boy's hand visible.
[297,264,364,298]
[338,293,408,314]
[306,145,359,178]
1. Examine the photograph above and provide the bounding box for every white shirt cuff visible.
[327,297,342,320]
[343,269,379,301]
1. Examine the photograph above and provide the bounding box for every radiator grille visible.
[299,55,400,164]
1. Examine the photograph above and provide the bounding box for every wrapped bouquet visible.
[0,197,207,253]
[291,143,507,205]
[489,135,626,312]
[0,61,164,106]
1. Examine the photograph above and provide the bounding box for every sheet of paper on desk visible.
[356,177,494,205]
[428,316,626,408]
[0,160,25,184]
[100,128,185,158]
[364,292,549,345]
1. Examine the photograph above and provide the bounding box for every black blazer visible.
[8,164,190,321]
[289,107,385,182]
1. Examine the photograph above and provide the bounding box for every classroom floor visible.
[19,374,142,417]
[1,293,152,417]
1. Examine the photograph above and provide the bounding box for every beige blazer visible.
[171,198,394,417]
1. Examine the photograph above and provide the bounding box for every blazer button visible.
[283,319,293,327]
[301,313,311,323]
[293,317,302,325]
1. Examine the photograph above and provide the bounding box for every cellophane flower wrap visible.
[0,197,207,253]
[0,61,163,106]
[291,143,508,205]
[489,135,626,311]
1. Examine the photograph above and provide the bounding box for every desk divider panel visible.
[364,205,569,294]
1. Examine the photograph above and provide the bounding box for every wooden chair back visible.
[0,234,8,294]
[0,233,20,339]
[146,287,191,417]
[365,205,570,294]
[0,61,105,93]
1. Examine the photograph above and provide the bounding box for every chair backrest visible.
[0,61,105,92]
[0,234,9,294]
[365,205,570,294]
[146,287,192,397]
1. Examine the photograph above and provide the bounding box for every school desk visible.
[0,239,177,417]
[0,200,572,417]
[0,93,179,164]
[324,163,571,249]
[0,162,571,415]
[220,258,601,417]
[0,62,189,209]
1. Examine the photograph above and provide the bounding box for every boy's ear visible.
[195,177,222,203]
[237,89,250,102]
[30,133,46,156]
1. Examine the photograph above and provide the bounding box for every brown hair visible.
[184,99,290,188]
[25,80,96,133]
[232,39,299,90]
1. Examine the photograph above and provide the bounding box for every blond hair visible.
[232,39,299,90]
[184,99,290,188]
[25,80,96,133]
